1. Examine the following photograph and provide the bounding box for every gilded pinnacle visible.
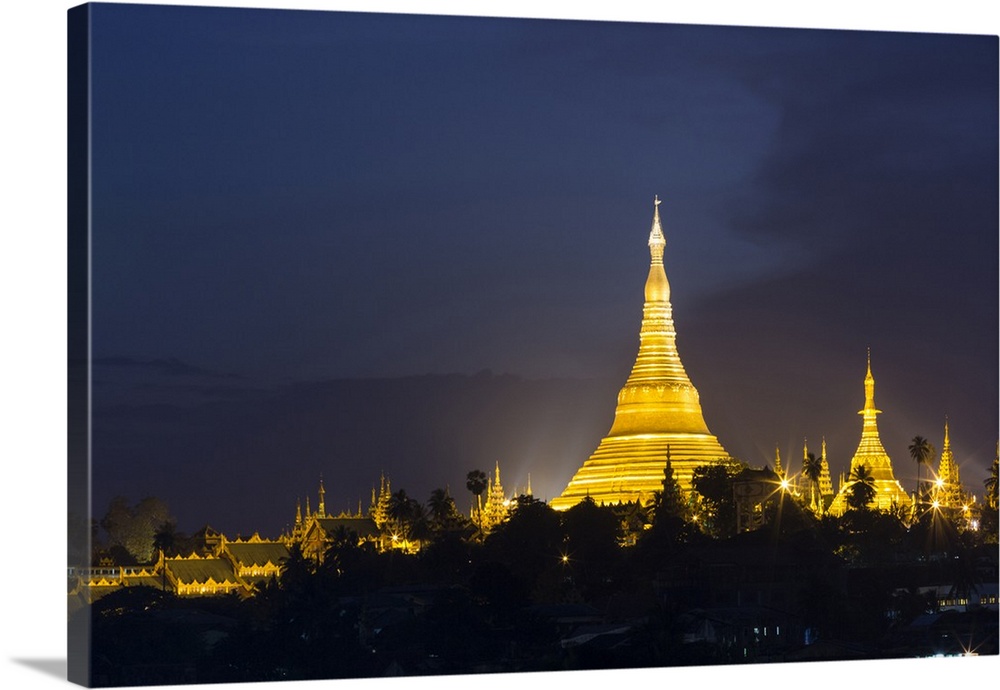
[648,195,666,263]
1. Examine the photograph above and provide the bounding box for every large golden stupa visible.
[550,198,730,510]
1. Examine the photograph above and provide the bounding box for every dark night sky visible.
[77,2,998,537]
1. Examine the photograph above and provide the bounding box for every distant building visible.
[287,477,384,559]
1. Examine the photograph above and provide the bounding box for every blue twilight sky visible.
[80,2,997,533]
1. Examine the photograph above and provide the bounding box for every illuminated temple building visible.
[550,198,729,510]
[797,439,835,513]
[828,353,911,516]
[932,418,970,513]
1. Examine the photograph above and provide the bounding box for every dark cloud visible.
[723,30,997,254]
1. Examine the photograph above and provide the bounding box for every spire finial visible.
[863,350,878,410]
[318,474,326,518]
[648,195,666,261]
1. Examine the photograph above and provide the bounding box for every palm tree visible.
[387,489,422,541]
[847,464,877,511]
[152,520,177,592]
[985,445,999,511]
[909,436,935,505]
[466,469,488,532]
[803,452,823,512]
[427,487,459,532]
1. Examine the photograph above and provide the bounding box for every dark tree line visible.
[77,452,999,685]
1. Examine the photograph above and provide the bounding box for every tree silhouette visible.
[561,497,623,600]
[847,465,877,511]
[981,445,999,542]
[152,520,177,591]
[483,495,563,598]
[100,495,171,563]
[654,448,688,522]
[427,487,467,536]
[803,452,823,512]
[386,489,426,546]
[909,436,935,505]
[466,469,488,534]
[985,445,998,511]
[691,462,743,537]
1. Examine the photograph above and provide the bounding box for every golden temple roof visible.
[551,198,729,510]
[224,541,290,568]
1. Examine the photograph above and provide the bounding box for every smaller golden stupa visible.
[828,352,912,515]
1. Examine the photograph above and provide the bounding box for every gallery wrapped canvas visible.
[65,2,998,688]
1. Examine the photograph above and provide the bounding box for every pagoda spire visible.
[856,351,889,467]
[317,476,326,518]
[819,437,834,498]
[551,197,729,510]
[936,416,964,507]
[800,438,808,495]
[774,445,784,479]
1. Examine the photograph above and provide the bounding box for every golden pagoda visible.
[550,197,730,510]
[828,352,911,515]
[932,418,967,509]
[773,446,785,480]
[480,462,509,533]
[819,438,835,503]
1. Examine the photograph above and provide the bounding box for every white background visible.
[1,2,997,689]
